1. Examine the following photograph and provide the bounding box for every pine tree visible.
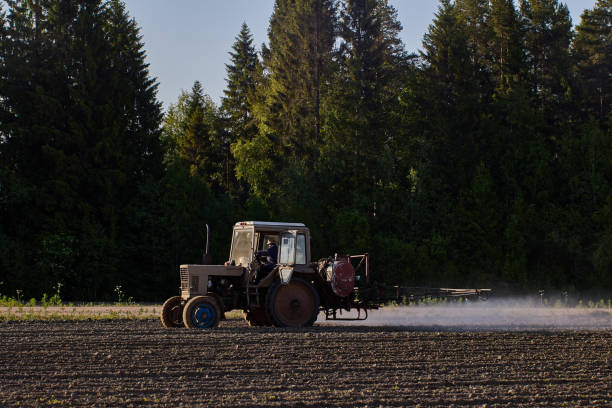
[488,0,525,90]
[456,0,490,58]
[456,0,494,94]
[573,0,612,123]
[519,0,573,112]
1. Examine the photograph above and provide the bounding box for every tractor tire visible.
[160,296,184,328]
[182,296,221,329]
[266,278,320,328]
[244,307,272,327]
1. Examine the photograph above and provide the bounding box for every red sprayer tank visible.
[331,256,355,297]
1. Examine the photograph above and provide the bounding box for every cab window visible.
[279,233,295,264]
[230,230,253,266]
[258,233,279,251]
[296,233,306,264]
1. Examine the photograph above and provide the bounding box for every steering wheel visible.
[248,256,262,282]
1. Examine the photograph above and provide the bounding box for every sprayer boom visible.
[372,285,491,303]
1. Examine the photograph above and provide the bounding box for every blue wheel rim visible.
[191,303,216,328]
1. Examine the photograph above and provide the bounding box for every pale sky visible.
[122,0,597,110]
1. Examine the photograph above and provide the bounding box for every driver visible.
[256,239,278,280]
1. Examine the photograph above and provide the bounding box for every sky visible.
[122,0,598,111]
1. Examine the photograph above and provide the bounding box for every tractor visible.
[160,221,490,329]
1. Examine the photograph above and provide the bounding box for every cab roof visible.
[233,221,307,229]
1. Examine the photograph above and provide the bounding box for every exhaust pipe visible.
[202,224,211,265]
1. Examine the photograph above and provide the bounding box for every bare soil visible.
[1,317,610,407]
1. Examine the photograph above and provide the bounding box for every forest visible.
[0,0,611,301]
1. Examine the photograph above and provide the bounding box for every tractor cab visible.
[228,221,312,273]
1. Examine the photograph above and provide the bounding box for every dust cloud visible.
[319,299,612,330]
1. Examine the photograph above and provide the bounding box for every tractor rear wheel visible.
[244,307,272,327]
[266,278,320,328]
[160,296,183,328]
[183,296,221,329]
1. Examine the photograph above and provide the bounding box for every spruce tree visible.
[321,0,409,280]
[102,0,165,298]
[105,0,163,180]
[167,81,227,191]
[221,22,261,198]
[262,0,336,159]
[222,22,261,142]
[0,0,164,299]
[409,0,484,283]
[322,0,405,203]
[420,0,480,190]
[0,0,109,297]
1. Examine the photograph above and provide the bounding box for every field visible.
[1,306,610,407]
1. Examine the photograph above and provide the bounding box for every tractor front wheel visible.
[183,296,221,329]
[160,296,183,328]
[266,278,320,328]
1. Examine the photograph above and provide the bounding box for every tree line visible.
[1,0,611,301]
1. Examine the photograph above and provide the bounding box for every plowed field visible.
[1,317,610,407]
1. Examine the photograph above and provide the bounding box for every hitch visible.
[324,307,369,321]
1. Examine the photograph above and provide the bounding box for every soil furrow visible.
[1,319,610,407]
